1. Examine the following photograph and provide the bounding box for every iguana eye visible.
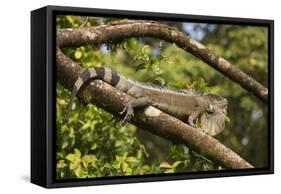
[207,104,214,113]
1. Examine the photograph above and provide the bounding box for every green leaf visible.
[112,155,125,169]
[74,50,82,59]
[159,161,173,169]
[164,169,175,173]
[225,115,231,123]
[90,143,98,150]
[126,156,138,163]
[73,165,86,178]
[172,161,183,168]
[74,148,81,158]
[140,45,150,55]
[81,122,91,130]
[122,162,129,172]
[69,159,81,170]
[81,155,97,168]
[65,148,81,162]
[136,63,147,72]
[65,153,76,162]
[115,140,123,147]
[57,152,64,158]
[57,160,67,169]
[154,77,165,86]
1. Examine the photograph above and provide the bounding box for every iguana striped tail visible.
[65,67,135,122]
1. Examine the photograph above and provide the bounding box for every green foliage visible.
[201,25,268,166]
[56,16,268,179]
[57,82,158,178]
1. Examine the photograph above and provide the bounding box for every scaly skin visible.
[65,67,228,136]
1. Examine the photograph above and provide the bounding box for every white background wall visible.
[0,0,279,193]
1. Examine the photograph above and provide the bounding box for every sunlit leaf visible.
[159,161,173,169]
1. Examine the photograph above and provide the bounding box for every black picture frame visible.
[31,5,274,188]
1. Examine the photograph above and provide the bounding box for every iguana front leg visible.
[188,108,202,127]
[120,97,152,123]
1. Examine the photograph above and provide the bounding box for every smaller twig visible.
[191,150,213,164]
[79,17,89,28]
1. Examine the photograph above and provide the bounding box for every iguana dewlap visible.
[65,67,228,136]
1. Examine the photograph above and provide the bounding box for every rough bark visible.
[56,48,254,169]
[57,20,268,103]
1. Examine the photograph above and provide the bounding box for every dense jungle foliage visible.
[56,15,268,179]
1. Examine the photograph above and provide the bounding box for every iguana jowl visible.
[65,67,228,136]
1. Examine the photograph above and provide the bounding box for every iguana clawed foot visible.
[119,103,134,124]
[188,108,202,127]
[119,97,152,124]
[188,119,197,127]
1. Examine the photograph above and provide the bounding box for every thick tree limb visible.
[57,20,268,103]
[56,48,254,169]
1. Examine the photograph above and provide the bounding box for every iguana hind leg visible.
[119,97,152,123]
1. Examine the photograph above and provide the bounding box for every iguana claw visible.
[188,108,201,127]
[119,97,151,124]
[119,103,134,124]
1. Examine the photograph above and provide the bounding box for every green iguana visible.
[65,67,228,136]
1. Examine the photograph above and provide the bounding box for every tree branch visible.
[56,47,254,169]
[57,20,268,103]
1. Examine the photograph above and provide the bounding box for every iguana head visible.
[200,94,228,136]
